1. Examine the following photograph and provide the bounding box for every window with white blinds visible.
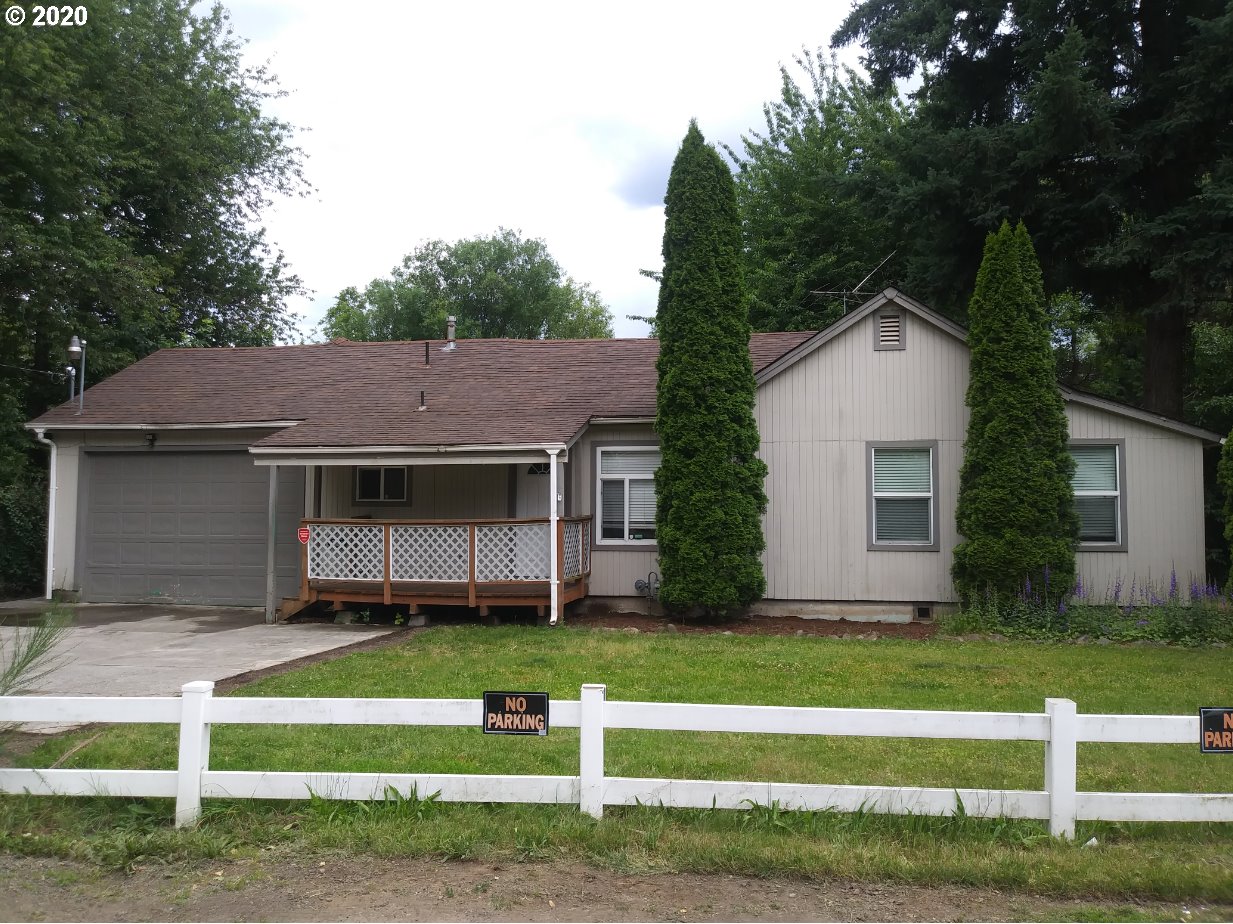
[871,445,933,545]
[1071,444,1121,544]
[597,448,661,543]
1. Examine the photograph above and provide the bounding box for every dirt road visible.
[2,854,1224,922]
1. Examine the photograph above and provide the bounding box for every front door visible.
[515,462,551,518]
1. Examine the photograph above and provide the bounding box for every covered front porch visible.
[296,515,591,618]
[256,441,589,624]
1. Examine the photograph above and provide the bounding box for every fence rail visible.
[1,683,1230,837]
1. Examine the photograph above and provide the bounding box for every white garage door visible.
[81,451,304,605]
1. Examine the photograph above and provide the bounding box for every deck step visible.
[278,597,313,621]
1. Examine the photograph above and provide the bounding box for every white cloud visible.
[224,0,860,339]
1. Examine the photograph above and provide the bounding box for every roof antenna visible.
[810,250,898,314]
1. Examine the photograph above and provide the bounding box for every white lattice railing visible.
[304,517,592,588]
[563,519,591,579]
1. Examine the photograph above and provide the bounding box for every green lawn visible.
[3,627,1232,901]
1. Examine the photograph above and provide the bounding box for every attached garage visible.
[79,450,303,605]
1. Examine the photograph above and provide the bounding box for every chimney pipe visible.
[447,316,456,344]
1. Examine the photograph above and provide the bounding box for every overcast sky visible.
[223,0,863,339]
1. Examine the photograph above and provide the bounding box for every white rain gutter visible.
[251,442,569,456]
[548,447,560,626]
[32,427,55,599]
[23,420,301,431]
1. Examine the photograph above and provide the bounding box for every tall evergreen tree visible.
[953,222,1077,600]
[655,122,766,612]
[1218,426,1233,595]
[833,1,1233,419]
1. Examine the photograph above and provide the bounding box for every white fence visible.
[1,683,1230,838]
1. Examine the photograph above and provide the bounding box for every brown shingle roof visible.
[29,333,813,448]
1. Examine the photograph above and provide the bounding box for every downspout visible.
[32,427,56,600]
[265,464,279,624]
[548,448,560,625]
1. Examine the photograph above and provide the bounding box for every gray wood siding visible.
[755,308,1209,604]
[755,311,970,602]
[1067,403,1207,601]
[320,464,510,520]
[570,423,660,596]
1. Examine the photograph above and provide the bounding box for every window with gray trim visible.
[355,466,408,502]
[596,447,660,543]
[871,446,933,544]
[1071,444,1121,544]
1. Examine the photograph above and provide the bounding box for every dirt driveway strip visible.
[1,854,1226,923]
[0,603,394,732]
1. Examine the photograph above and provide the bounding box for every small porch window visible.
[597,448,660,544]
[355,466,408,503]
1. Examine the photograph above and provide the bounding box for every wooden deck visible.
[291,516,592,619]
[306,578,588,615]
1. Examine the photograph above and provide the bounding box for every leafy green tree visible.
[953,222,1077,601]
[0,0,308,592]
[654,122,766,613]
[833,1,1233,418]
[727,50,906,332]
[322,229,614,341]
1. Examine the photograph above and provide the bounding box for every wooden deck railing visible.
[298,516,592,610]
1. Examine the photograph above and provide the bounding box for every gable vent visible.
[874,310,905,350]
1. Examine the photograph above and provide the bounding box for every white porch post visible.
[265,464,278,624]
[548,448,560,625]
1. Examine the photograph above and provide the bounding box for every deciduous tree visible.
[322,229,613,342]
[727,50,905,332]
[0,0,308,593]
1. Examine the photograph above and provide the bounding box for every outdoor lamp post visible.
[67,335,85,413]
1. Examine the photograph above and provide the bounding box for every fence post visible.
[175,680,214,829]
[1045,697,1077,840]
[579,683,606,818]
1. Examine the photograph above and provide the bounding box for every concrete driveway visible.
[0,603,394,708]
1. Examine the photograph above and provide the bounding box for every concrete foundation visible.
[576,596,947,624]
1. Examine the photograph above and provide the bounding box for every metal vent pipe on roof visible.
[444,315,456,350]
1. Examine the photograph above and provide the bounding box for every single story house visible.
[27,289,1222,622]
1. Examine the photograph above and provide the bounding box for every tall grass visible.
[0,606,72,696]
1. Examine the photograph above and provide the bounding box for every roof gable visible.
[755,288,966,385]
[755,288,1221,444]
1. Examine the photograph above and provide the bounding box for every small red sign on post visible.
[297,527,310,545]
